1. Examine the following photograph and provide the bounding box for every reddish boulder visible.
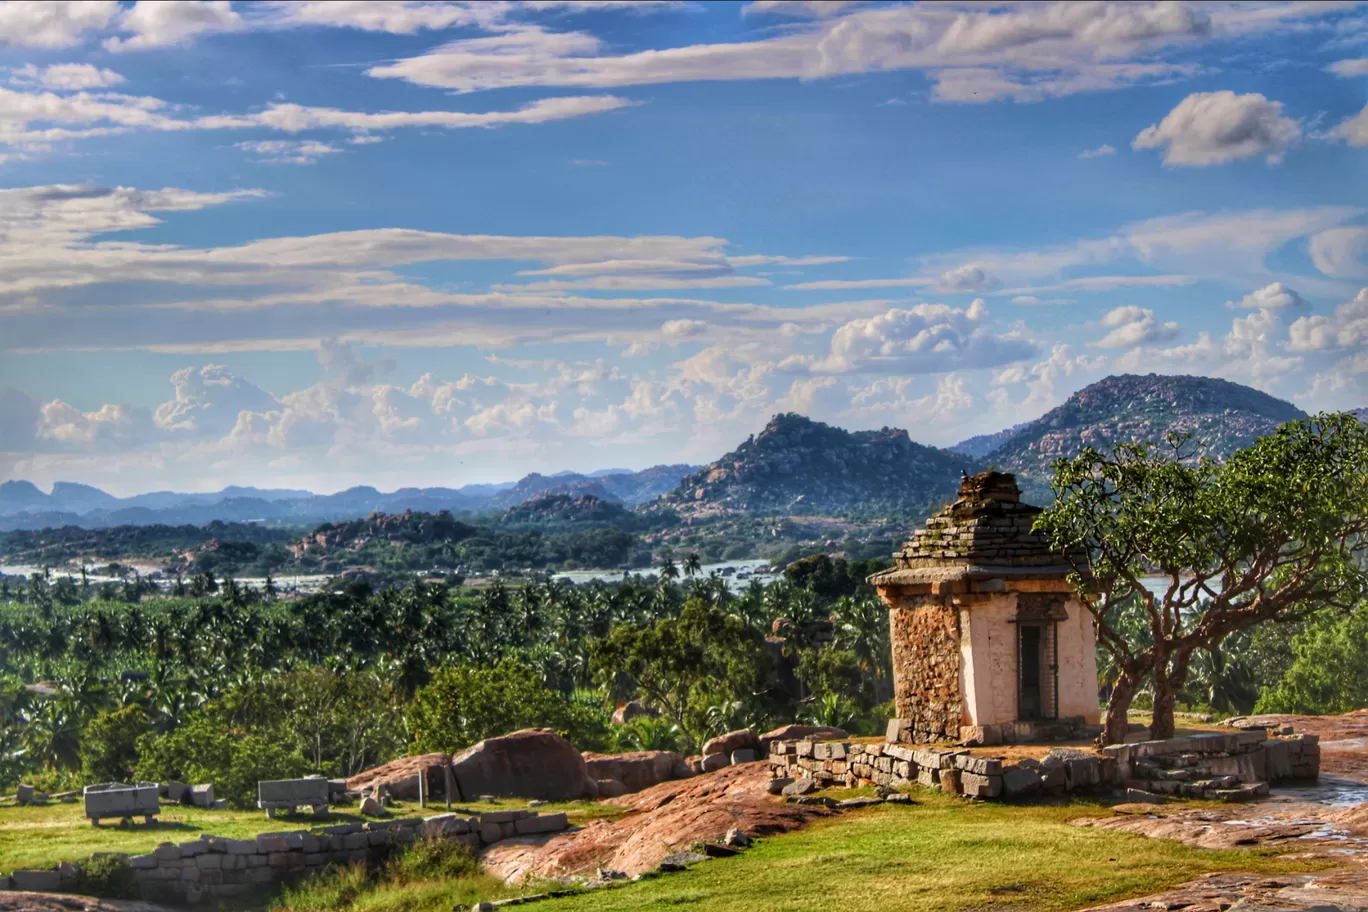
[702,729,760,757]
[583,751,692,794]
[346,752,451,800]
[450,729,597,801]
[758,725,848,748]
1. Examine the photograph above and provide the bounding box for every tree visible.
[80,706,150,784]
[590,600,777,750]
[1255,605,1368,715]
[1036,414,1368,745]
[658,558,680,581]
[683,553,702,578]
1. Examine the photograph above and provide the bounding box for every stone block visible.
[189,784,215,808]
[916,766,938,788]
[959,772,1002,798]
[11,869,59,892]
[256,835,289,853]
[130,854,158,870]
[16,784,34,804]
[781,778,816,797]
[731,748,759,765]
[514,812,567,835]
[177,841,206,857]
[884,744,915,763]
[366,830,391,847]
[1002,766,1042,797]
[165,781,188,803]
[154,843,181,861]
[939,768,962,794]
[342,833,368,851]
[195,854,222,870]
[479,809,531,824]
[701,752,731,773]
[84,783,160,820]
[258,777,329,808]
[886,719,911,743]
[1236,729,1268,747]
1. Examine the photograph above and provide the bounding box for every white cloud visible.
[1329,103,1368,147]
[1133,91,1300,166]
[1309,227,1368,279]
[262,1,493,35]
[786,301,1034,374]
[1288,289,1368,353]
[154,364,281,436]
[10,62,125,90]
[235,139,342,165]
[105,0,245,51]
[938,263,999,293]
[1078,143,1115,159]
[0,1,119,49]
[744,1,863,18]
[1226,281,1304,311]
[1095,305,1180,348]
[1328,58,1368,78]
[785,276,933,291]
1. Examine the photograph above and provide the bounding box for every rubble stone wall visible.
[768,729,1320,803]
[887,595,963,743]
[1,809,569,905]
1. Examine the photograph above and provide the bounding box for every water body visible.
[555,558,780,592]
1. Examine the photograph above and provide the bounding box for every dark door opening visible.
[1018,624,1043,721]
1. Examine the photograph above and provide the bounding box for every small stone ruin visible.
[869,471,1100,745]
[258,777,330,818]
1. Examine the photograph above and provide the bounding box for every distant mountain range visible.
[2,374,1361,532]
[0,465,697,532]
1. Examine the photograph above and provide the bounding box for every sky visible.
[0,0,1366,496]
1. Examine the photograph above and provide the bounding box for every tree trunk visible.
[1149,648,1193,741]
[1097,665,1142,747]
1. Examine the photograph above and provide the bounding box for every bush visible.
[409,660,608,753]
[1255,607,1368,715]
[81,706,150,785]
[135,718,311,808]
[385,837,479,883]
[76,854,137,899]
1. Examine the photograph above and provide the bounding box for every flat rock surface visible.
[1229,709,1368,781]
[1080,869,1368,912]
[0,892,175,912]
[480,762,831,882]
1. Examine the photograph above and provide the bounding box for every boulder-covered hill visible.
[983,374,1307,482]
[656,413,980,518]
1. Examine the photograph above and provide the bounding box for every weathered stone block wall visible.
[1,809,569,905]
[887,595,962,742]
[768,730,1319,804]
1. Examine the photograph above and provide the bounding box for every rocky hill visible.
[501,494,637,526]
[656,413,978,518]
[950,422,1030,459]
[1350,407,1367,425]
[984,374,1307,484]
[486,464,697,509]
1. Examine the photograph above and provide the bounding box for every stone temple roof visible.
[868,471,1075,587]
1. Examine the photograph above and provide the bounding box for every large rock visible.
[702,729,759,757]
[346,752,451,801]
[758,725,848,748]
[583,751,692,794]
[450,729,597,801]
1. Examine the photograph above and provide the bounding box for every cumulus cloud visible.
[937,263,999,293]
[154,364,281,437]
[104,0,244,51]
[10,62,125,90]
[1288,289,1368,353]
[785,301,1034,374]
[1095,305,1180,348]
[1226,282,1304,311]
[1078,143,1115,159]
[1329,103,1368,148]
[0,1,119,49]
[1133,91,1300,166]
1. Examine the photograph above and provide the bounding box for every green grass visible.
[522,792,1327,912]
[0,797,620,873]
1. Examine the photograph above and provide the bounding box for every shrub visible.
[135,718,311,808]
[1255,607,1368,715]
[385,837,479,884]
[75,854,137,899]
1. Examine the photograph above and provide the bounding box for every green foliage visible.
[611,716,686,754]
[75,853,138,899]
[135,718,311,807]
[1256,606,1368,715]
[80,706,149,785]
[385,836,481,883]
[590,600,779,751]
[409,660,610,753]
[1037,413,1368,742]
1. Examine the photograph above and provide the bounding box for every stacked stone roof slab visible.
[869,471,1075,587]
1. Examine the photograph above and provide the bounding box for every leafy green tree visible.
[1256,606,1368,715]
[135,717,310,807]
[590,600,777,751]
[80,706,150,785]
[1036,414,1368,745]
[409,660,608,753]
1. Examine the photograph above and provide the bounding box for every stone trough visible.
[258,777,330,817]
[83,782,160,825]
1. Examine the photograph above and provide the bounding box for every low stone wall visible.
[1,808,569,905]
[768,730,1320,802]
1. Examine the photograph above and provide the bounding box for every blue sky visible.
[1,0,1366,495]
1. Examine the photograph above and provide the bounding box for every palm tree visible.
[683,553,702,578]
[658,558,680,581]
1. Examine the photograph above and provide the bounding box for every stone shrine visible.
[869,471,1100,745]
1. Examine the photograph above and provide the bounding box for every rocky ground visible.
[1075,710,1368,912]
[0,895,172,912]
[481,762,830,882]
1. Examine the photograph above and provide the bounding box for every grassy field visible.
[530,794,1326,912]
[0,797,621,874]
